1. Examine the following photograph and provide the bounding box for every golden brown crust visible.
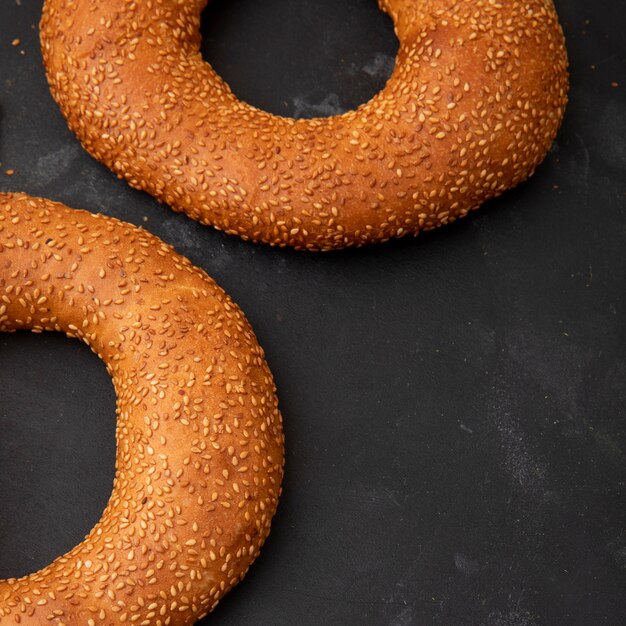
[40,0,569,251]
[0,192,284,625]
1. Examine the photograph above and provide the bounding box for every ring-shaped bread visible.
[40,0,568,250]
[0,193,284,625]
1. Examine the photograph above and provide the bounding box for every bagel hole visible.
[201,0,399,118]
[0,333,116,579]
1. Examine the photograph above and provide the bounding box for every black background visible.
[1,1,625,624]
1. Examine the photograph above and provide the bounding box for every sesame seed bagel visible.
[0,193,284,625]
[40,0,568,250]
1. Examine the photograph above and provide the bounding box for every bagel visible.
[40,0,569,251]
[0,193,284,625]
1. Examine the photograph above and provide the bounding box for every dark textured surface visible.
[0,0,624,624]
